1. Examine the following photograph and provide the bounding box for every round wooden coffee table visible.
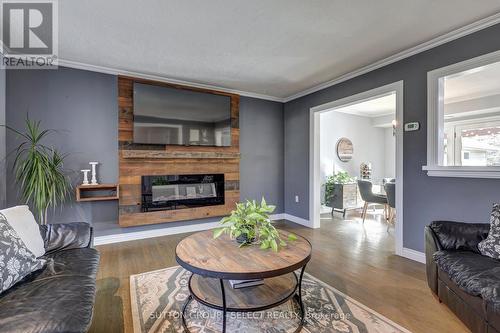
[175,229,312,333]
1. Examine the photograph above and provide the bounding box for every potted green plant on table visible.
[324,171,355,207]
[213,198,297,252]
[5,117,72,225]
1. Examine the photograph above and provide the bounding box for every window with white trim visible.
[425,50,500,178]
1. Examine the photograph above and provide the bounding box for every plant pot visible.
[236,234,256,244]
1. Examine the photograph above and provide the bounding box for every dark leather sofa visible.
[0,222,100,333]
[426,221,500,333]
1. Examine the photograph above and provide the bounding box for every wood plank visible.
[78,196,119,202]
[121,150,241,159]
[120,75,238,98]
[118,202,238,227]
[119,162,239,177]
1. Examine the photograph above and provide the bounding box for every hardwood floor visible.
[89,210,470,333]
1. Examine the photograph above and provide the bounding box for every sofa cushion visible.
[434,250,500,316]
[41,248,100,278]
[479,204,500,259]
[0,247,99,333]
[0,213,46,293]
[0,206,45,257]
[434,250,500,296]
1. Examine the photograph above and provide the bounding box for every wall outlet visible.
[295,195,299,203]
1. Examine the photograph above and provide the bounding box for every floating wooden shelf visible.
[121,150,240,160]
[76,184,119,202]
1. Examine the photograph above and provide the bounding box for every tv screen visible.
[133,83,232,146]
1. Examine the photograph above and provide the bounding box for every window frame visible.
[424,49,500,178]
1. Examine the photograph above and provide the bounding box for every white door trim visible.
[309,81,405,257]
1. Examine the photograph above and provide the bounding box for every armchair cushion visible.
[479,204,500,259]
[39,222,92,254]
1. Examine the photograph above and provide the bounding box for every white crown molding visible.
[56,59,285,103]
[283,12,500,103]
[53,13,500,104]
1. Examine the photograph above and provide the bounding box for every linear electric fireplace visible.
[141,174,225,212]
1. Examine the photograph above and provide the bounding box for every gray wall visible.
[5,67,285,232]
[0,64,5,209]
[240,97,284,212]
[6,67,118,223]
[284,23,500,253]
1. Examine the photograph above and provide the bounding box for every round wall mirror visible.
[336,137,353,162]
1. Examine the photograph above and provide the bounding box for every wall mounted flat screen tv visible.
[133,83,232,147]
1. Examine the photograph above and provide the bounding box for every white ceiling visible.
[444,60,500,104]
[59,1,500,100]
[334,94,396,117]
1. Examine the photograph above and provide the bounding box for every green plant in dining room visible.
[3,117,72,225]
[324,171,355,204]
[213,198,297,252]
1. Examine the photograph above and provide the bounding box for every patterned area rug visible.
[130,266,411,333]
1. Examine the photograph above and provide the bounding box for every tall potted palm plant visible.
[6,117,72,225]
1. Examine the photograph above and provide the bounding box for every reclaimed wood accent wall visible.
[118,76,240,227]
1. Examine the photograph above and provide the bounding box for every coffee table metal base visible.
[181,265,307,333]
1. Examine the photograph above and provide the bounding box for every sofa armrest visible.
[425,225,441,295]
[428,221,489,253]
[39,222,93,254]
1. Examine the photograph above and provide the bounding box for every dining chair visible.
[384,181,396,229]
[357,180,388,223]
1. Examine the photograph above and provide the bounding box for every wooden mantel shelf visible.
[121,150,240,160]
[76,184,119,202]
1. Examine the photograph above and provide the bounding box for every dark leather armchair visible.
[0,222,99,333]
[425,221,500,333]
[357,179,387,223]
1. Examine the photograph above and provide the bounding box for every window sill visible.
[422,166,500,179]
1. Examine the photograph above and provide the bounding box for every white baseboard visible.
[94,213,286,246]
[270,213,286,220]
[282,213,315,228]
[401,247,426,264]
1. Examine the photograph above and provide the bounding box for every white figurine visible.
[81,169,91,185]
[89,162,99,185]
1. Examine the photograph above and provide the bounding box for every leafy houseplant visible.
[213,198,297,252]
[5,117,72,225]
[324,171,355,204]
